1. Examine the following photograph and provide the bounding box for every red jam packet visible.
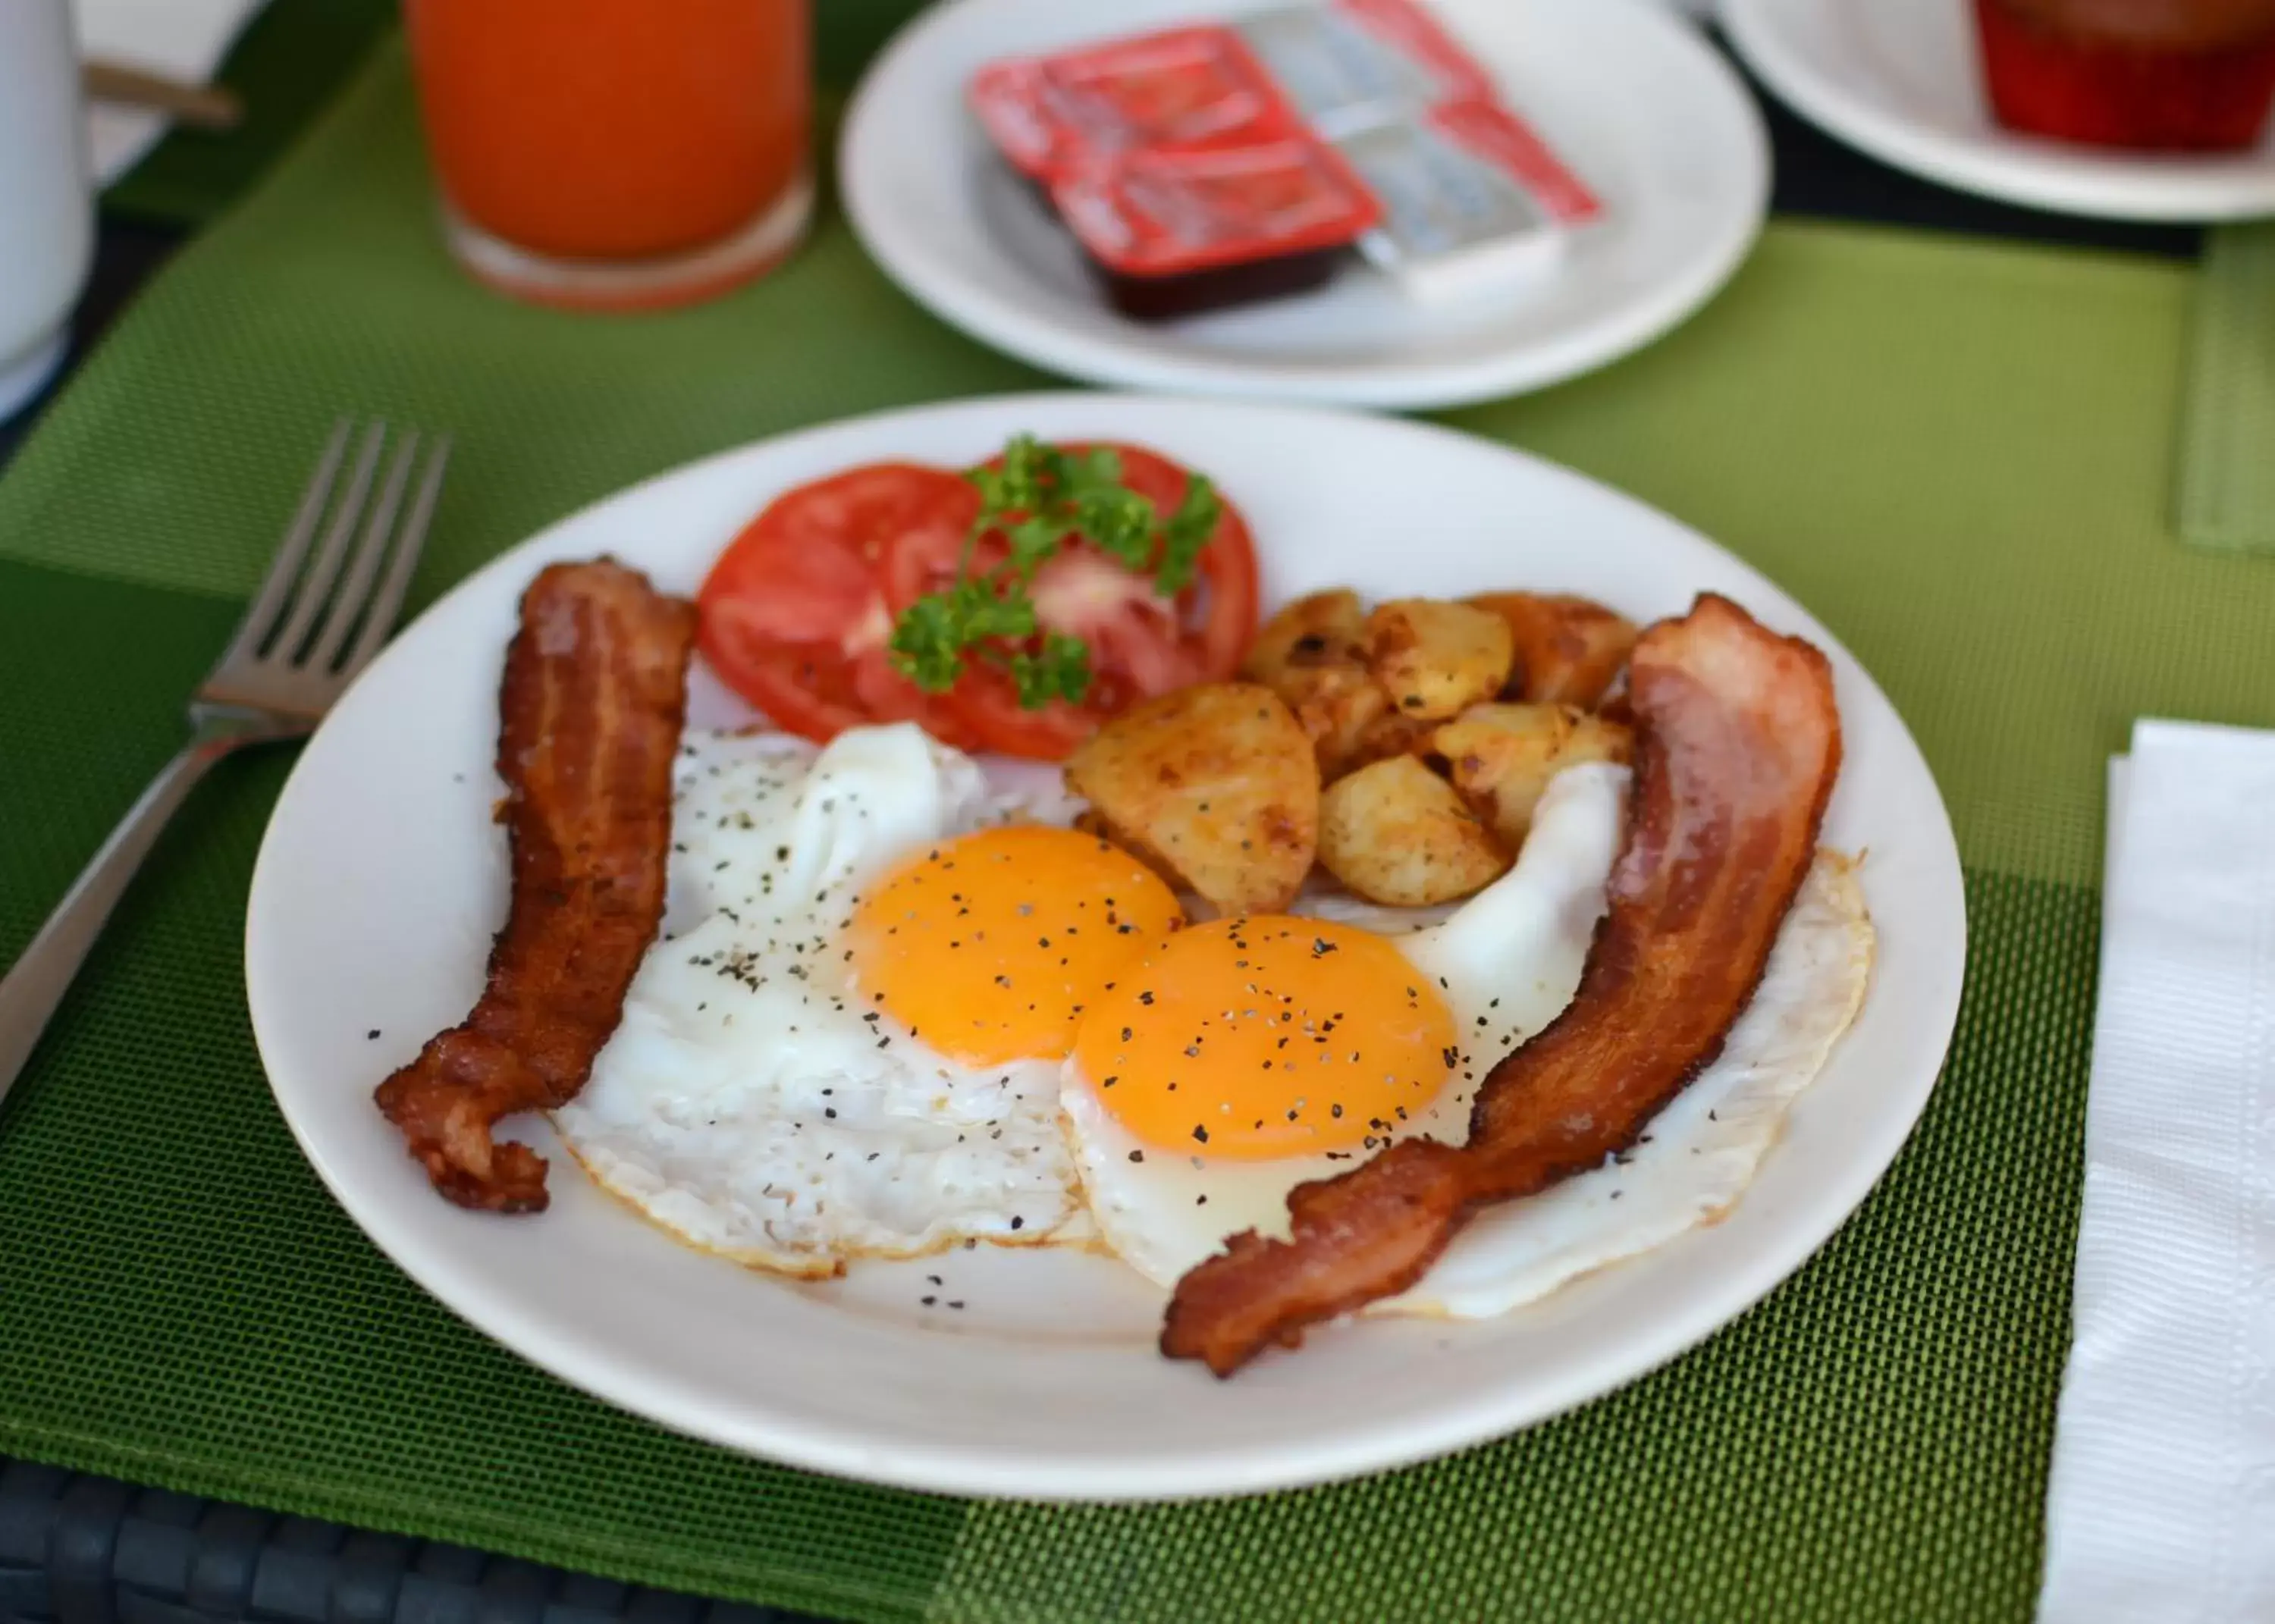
[1424,98,1601,225]
[1050,136,1382,279]
[1237,0,1496,127]
[969,27,1291,176]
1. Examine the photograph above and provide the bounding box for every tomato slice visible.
[699,444,1261,763]
[1186,495,1259,680]
[846,646,987,749]
[700,620,870,740]
[1033,441,1258,682]
[1028,547,1204,693]
[698,462,981,746]
[938,440,1261,757]
[941,669,1100,759]
[880,511,1005,614]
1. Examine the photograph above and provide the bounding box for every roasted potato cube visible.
[1241,589,1366,688]
[1244,591,1383,776]
[1347,705,1433,773]
[1276,669,1439,784]
[1275,653,1379,775]
[1430,702,1633,851]
[1065,682,1319,916]
[1364,599,1514,722]
[1291,665,1439,783]
[1466,592,1638,709]
[1317,755,1510,907]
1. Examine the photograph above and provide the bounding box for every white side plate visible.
[839,0,1768,408]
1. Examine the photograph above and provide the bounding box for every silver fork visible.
[0,419,450,1105]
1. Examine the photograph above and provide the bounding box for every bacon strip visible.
[375,560,697,1212]
[1160,593,1843,1374]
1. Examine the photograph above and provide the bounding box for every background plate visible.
[1727,0,2275,223]
[839,0,1769,408]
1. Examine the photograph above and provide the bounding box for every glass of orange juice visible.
[403,0,812,312]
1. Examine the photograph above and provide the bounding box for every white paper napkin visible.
[73,0,270,187]
[2038,720,2275,1622]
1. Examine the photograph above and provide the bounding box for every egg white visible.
[552,723,1092,1278]
[1374,849,1872,1319]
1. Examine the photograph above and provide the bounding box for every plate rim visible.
[1726,0,2275,224]
[245,390,1966,1502]
[836,0,1772,409]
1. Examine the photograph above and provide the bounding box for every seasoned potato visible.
[1466,592,1637,709]
[1317,755,1510,907]
[1364,599,1515,722]
[1241,589,1366,688]
[1293,667,1449,783]
[1429,702,1633,851]
[1347,705,1434,772]
[1276,653,1382,776]
[1065,682,1319,916]
[1242,591,1385,777]
[1274,669,1441,783]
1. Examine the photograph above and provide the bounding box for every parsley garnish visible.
[886,435,1221,708]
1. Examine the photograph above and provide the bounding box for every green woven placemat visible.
[2176,221,2275,556]
[8,28,2275,1624]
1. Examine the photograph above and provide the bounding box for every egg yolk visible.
[846,824,1185,1067]
[1070,917,1458,1159]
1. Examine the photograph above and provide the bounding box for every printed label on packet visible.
[1233,0,1602,301]
[1332,97,1602,303]
[1428,99,1602,225]
[1051,138,1383,278]
[1235,0,1495,132]
[969,60,1059,177]
[1334,118,1560,302]
[970,27,1295,178]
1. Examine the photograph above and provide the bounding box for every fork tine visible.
[341,434,450,678]
[222,418,352,665]
[268,421,386,663]
[306,431,420,672]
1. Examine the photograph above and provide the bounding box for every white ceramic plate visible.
[1727,0,2275,222]
[246,393,1965,1502]
[839,0,1768,409]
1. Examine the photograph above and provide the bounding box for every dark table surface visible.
[0,29,2210,1624]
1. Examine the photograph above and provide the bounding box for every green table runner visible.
[9,30,2275,1624]
[2178,222,2275,556]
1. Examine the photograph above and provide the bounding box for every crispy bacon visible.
[375,560,697,1212]
[1160,593,1842,1374]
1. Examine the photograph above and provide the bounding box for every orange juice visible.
[404,0,812,309]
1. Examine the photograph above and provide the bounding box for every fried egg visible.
[1063,763,1875,1321]
[554,723,1106,1276]
[1062,763,1627,1292]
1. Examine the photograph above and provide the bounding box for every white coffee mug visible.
[0,0,95,422]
